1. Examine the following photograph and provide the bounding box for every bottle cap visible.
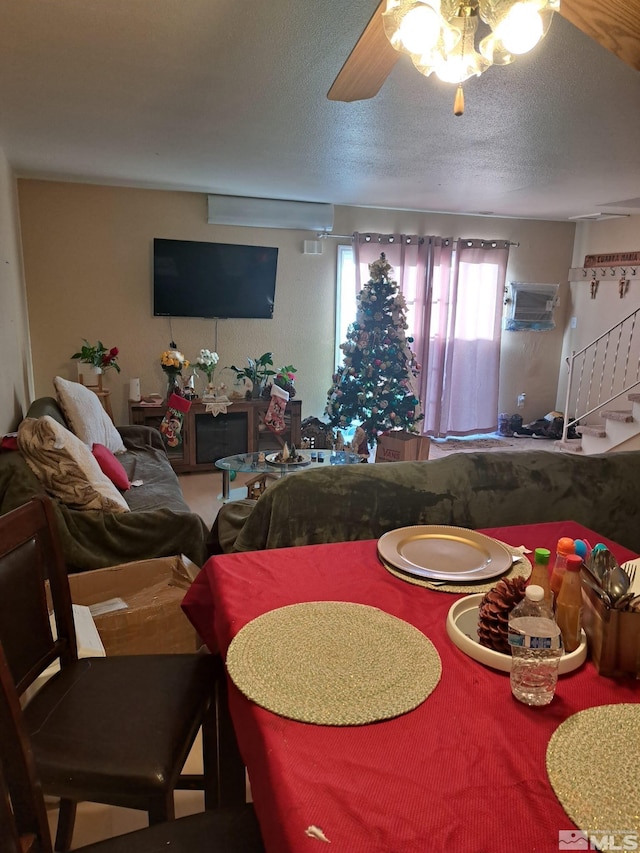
[557,537,575,556]
[574,539,588,559]
[534,547,550,565]
[525,585,544,601]
[565,555,583,572]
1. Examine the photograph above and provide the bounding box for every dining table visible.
[181,520,640,853]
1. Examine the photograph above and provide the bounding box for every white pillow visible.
[54,376,126,454]
[17,416,130,513]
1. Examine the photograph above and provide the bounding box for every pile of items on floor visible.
[499,411,579,440]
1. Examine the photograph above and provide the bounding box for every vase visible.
[203,381,217,400]
[165,372,182,402]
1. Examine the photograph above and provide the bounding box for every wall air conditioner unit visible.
[207,195,334,232]
[504,282,559,332]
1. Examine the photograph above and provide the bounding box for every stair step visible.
[601,409,634,423]
[578,424,607,438]
[554,439,583,453]
[628,393,640,404]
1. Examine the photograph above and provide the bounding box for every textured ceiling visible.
[0,0,639,221]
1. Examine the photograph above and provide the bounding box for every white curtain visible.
[419,239,510,436]
[353,233,510,438]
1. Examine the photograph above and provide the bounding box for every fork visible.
[623,563,637,589]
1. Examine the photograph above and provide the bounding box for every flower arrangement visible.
[194,348,219,382]
[275,364,296,386]
[273,364,297,397]
[71,339,120,373]
[160,343,190,377]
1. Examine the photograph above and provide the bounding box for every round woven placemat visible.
[381,544,530,593]
[546,704,640,833]
[226,601,441,725]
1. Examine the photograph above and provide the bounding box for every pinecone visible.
[477,576,528,655]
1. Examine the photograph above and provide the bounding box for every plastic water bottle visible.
[508,585,564,706]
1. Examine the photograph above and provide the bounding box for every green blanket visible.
[0,424,209,572]
[214,450,640,555]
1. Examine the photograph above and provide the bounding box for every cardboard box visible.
[68,555,201,656]
[375,431,431,463]
[581,582,640,677]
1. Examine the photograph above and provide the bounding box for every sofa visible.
[211,449,640,555]
[0,395,209,572]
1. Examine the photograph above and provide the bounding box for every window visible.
[335,245,356,368]
[336,246,418,364]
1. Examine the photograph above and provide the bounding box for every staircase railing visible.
[562,307,640,443]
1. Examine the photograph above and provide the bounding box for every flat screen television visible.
[153,238,278,319]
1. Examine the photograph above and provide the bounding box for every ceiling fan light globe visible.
[434,51,489,83]
[494,2,544,54]
[394,4,445,55]
[433,11,491,83]
[411,44,447,76]
[479,32,515,65]
[410,21,459,70]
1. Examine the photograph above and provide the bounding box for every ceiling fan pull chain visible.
[454,84,465,116]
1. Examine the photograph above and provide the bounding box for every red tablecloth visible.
[182,521,640,853]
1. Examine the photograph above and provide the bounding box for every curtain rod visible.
[316,232,520,248]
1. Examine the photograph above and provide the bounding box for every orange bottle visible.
[549,537,575,602]
[556,554,583,653]
[527,547,552,607]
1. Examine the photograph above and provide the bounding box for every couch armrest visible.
[118,425,167,454]
[26,397,69,428]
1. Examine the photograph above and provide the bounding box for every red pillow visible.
[1,433,19,451]
[91,443,131,491]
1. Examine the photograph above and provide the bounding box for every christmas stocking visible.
[160,393,191,447]
[264,384,289,434]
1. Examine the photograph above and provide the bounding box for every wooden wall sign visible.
[584,251,640,268]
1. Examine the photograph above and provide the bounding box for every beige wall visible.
[0,151,31,434]
[556,216,640,410]
[17,180,578,429]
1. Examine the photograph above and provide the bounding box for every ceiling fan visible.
[328,0,640,103]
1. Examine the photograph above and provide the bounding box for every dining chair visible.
[0,496,224,852]
[0,636,265,853]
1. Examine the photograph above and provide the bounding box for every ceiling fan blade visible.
[559,0,640,72]
[327,1,399,102]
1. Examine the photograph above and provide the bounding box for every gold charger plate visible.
[226,601,441,726]
[378,525,513,583]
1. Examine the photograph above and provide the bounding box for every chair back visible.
[0,639,54,853]
[0,496,77,694]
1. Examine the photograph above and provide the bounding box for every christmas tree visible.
[326,253,423,442]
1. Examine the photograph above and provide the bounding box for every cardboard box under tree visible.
[375,431,430,463]
[67,555,201,656]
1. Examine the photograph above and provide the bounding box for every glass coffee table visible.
[215,450,362,500]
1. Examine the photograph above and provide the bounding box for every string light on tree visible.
[326,253,423,443]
